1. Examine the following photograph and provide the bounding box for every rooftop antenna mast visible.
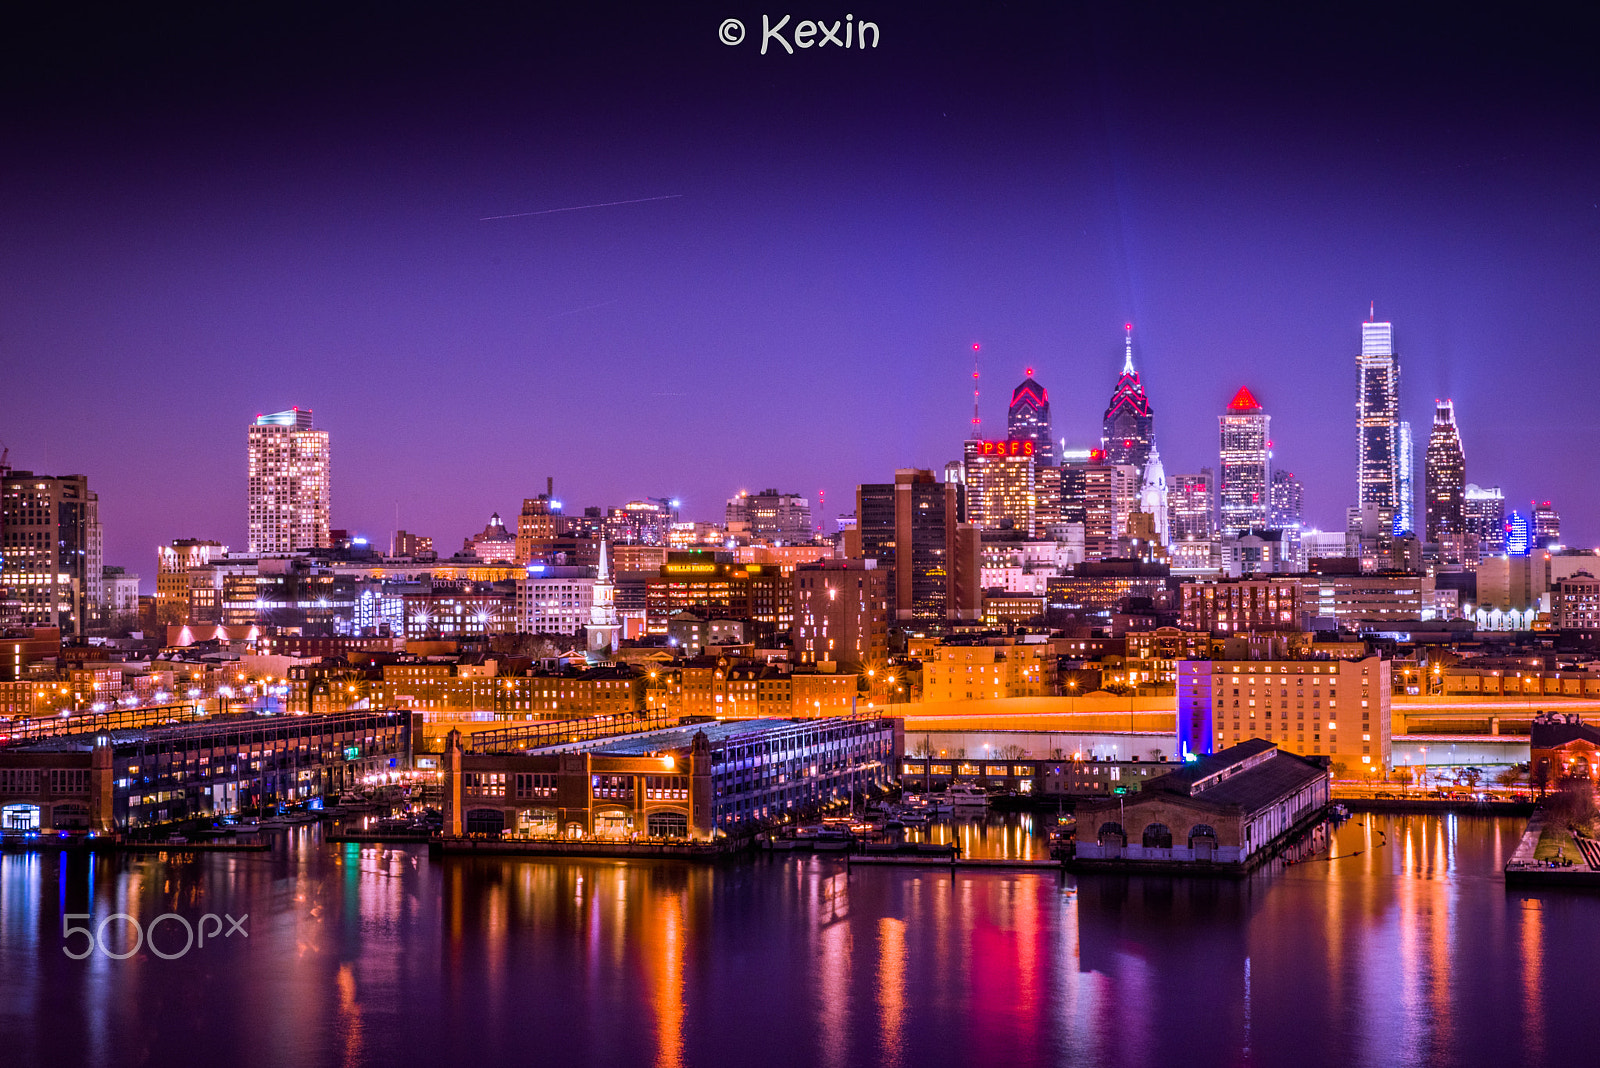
[970,343,982,438]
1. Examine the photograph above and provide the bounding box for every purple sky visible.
[3,3,1598,587]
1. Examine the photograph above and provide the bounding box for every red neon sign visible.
[974,440,1035,457]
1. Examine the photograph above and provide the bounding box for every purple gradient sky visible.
[3,3,1598,587]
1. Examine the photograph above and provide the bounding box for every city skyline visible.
[3,4,1598,580]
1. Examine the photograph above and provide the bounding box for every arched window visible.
[1097,821,1126,845]
[1189,823,1218,843]
[465,808,505,836]
[648,811,688,838]
[1142,822,1173,849]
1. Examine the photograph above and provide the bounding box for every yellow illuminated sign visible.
[665,564,718,574]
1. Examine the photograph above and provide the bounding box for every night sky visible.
[3,2,1598,585]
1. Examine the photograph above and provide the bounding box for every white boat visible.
[946,783,990,811]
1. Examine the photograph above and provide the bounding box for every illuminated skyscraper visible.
[1357,316,1401,536]
[1532,501,1561,549]
[847,470,980,624]
[1269,469,1303,531]
[1423,400,1465,547]
[1506,511,1531,557]
[1102,324,1155,471]
[248,408,330,555]
[1395,420,1414,535]
[1463,484,1506,558]
[1007,370,1055,468]
[1167,470,1215,541]
[962,439,1036,535]
[1219,387,1270,536]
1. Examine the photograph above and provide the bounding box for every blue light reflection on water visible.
[0,815,1593,1068]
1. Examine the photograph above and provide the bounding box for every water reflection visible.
[0,815,1596,1068]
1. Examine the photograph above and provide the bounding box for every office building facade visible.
[1218,387,1270,536]
[0,471,103,636]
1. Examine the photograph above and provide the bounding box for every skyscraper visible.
[1219,387,1271,536]
[1007,370,1055,468]
[962,439,1036,535]
[1464,484,1506,558]
[847,470,980,624]
[0,470,103,636]
[1395,420,1415,535]
[1423,400,1465,548]
[1357,316,1401,537]
[1532,501,1561,549]
[1102,324,1155,472]
[1269,469,1304,531]
[248,408,330,555]
[1167,470,1215,541]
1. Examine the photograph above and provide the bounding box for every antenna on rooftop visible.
[971,343,982,438]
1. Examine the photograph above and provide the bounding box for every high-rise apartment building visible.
[726,489,813,544]
[962,439,1036,535]
[1167,470,1215,541]
[1102,325,1155,472]
[248,408,330,555]
[847,470,980,625]
[1006,370,1055,468]
[1423,400,1466,550]
[1356,317,1401,538]
[1218,387,1270,536]
[0,471,103,636]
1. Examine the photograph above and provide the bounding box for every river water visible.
[0,814,1591,1068]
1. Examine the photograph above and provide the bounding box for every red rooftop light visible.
[1227,386,1263,411]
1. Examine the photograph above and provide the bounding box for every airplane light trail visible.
[480,194,683,221]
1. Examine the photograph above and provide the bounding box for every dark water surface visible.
[1,814,1592,1068]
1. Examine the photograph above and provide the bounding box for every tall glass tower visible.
[1006,370,1055,468]
[1103,324,1154,471]
[1357,317,1401,536]
[1424,400,1465,546]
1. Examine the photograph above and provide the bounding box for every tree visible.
[1546,777,1598,831]
[1497,764,1529,789]
[999,744,1026,759]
